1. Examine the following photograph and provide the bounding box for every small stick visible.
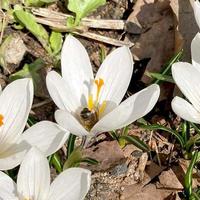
[73,31,134,47]
[31,8,125,30]
[35,17,134,47]
[32,99,52,109]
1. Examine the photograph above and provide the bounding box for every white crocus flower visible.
[46,35,160,136]
[0,147,91,200]
[171,32,200,123]
[0,78,69,170]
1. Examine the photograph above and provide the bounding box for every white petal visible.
[194,0,200,29]
[0,138,30,170]
[61,35,94,107]
[91,84,160,134]
[55,110,89,136]
[46,71,80,113]
[48,168,91,200]
[0,78,33,153]
[172,96,200,123]
[95,46,133,115]
[22,121,69,156]
[172,62,200,112]
[17,148,50,200]
[191,32,200,70]
[0,171,18,200]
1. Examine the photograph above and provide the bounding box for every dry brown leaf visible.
[82,140,126,171]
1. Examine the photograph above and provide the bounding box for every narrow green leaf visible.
[14,7,52,53]
[67,133,77,159]
[184,151,198,198]
[27,116,38,126]
[109,131,119,141]
[64,147,82,169]
[49,31,63,55]
[145,71,174,83]
[81,157,98,165]
[25,0,57,7]
[120,135,150,152]
[68,0,106,25]
[185,135,200,152]
[50,153,62,173]
[140,124,185,148]
[181,121,190,144]
[153,50,183,84]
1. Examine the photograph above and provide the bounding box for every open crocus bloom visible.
[0,78,69,170]
[0,147,91,200]
[46,35,160,136]
[171,33,200,123]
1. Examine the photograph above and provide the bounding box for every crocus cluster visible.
[0,33,160,199]
[2,0,200,197]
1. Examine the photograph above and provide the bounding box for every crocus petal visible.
[48,168,91,200]
[55,110,89,136]
[17,148,50,200]
[0,171,18,200]
[0,138,30,170]
[172,96,200,123]
[0,78,33,153]
[22,121,69,156]
[91,84,160,135]
[194,0,200,29]
[46,71,79,113]
[172,62,200,112]
[61,35,94,107]
[95,46,134,115]
[191,32,200,70]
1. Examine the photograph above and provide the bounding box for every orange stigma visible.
[0,114,4,127]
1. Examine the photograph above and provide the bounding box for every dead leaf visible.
[82,140,126,171]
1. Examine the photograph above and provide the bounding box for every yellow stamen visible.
[0,114,4,127]
[99,101,107,117]
[94,78,104,102]
[88,94,94,111]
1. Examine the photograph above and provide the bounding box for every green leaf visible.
[81,157,98,165]
[184,151,198,198]
[140,124,185,148]
[14,7,52,54]
[2,0,10,10]
[67,133,77,159]
[25,0,57,7]
[68,0,106,25]
[185,135,200,152]
[63,147,82,169]
[10,58,44,81]
[153,50,183,84]
[120,135,150,152]
[49,31,63,55]
[9,59,45,96]
[145,71,174,83]
[49,153,62,173]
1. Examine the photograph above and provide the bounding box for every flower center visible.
[0,114,4,127]
[80,78,106,131]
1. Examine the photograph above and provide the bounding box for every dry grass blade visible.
[31,8,125,30]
